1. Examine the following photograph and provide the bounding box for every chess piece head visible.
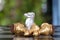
[24,12,35,18]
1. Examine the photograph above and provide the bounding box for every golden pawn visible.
[12,23,26,36]
[24,30,30,36]
[39,23,54,35]
[30,23,40,36]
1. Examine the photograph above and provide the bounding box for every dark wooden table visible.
[0,26,60,40]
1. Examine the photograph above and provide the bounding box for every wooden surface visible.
[0,26,60,40]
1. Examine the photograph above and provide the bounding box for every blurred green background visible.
[0,0,52,26]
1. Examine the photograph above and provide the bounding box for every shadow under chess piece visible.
[30,23,40,36]
[39,23,54,36]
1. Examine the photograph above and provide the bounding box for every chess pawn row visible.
[10,23,54,36]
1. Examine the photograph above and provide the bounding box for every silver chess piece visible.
[24,12,35,30]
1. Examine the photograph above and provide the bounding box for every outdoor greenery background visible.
[0,0,52,26]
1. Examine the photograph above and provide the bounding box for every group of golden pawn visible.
[11,23,54,36]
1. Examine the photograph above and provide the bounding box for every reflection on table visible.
[13,36,54,40]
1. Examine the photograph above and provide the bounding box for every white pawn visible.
[24,12,35,30]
